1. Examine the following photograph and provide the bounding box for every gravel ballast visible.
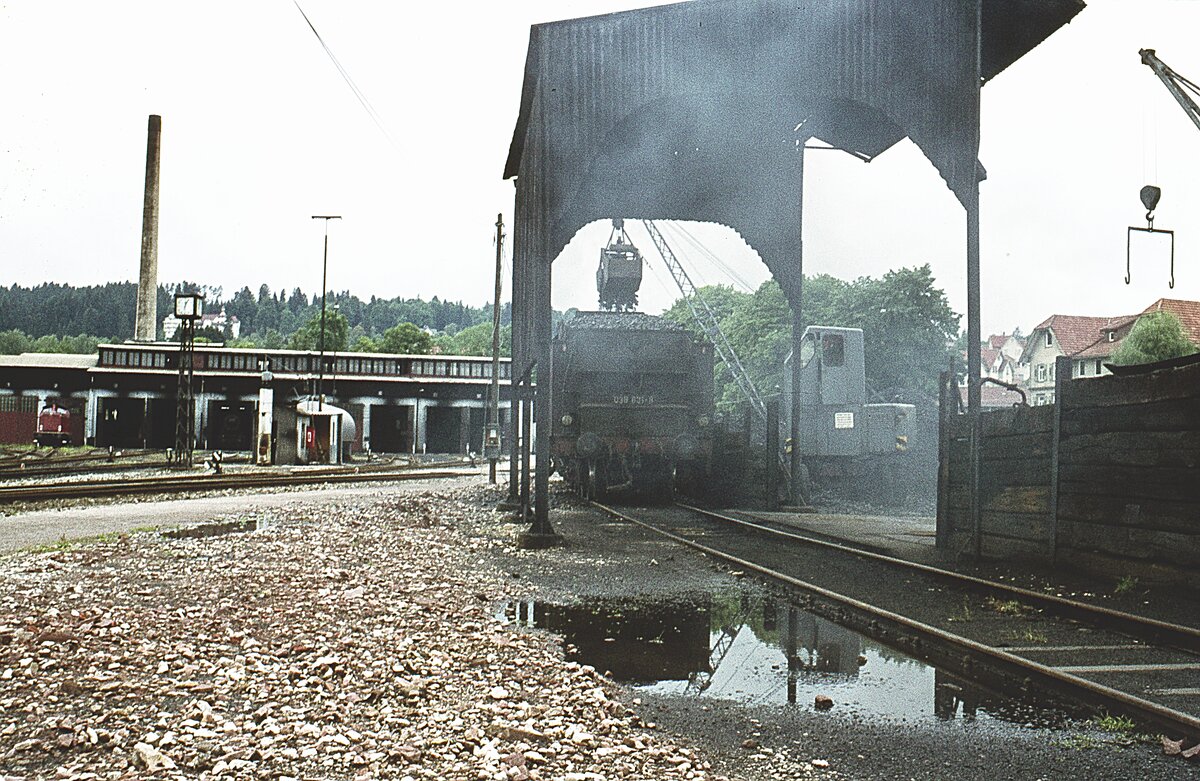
[0,482,732,780]
[2,478,1196,780]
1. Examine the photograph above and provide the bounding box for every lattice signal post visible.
[172,292,204,467]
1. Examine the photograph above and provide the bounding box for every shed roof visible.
[506,0,1085,187]
[505,0,1084,330]
[0,353,98,369]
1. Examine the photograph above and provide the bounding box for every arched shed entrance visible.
[505,0,1085,534]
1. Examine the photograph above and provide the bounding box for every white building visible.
[162,307,241,340]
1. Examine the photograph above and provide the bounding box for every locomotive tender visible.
[549,311,714,500]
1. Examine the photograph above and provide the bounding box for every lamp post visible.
[486,214,505,483]
[172,291,204,467]
[311,215,341,410]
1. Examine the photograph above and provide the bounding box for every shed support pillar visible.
[967,172,983,560]
[415,399,427,454]
[967,4,984,560]
[360,402,373,454]
[459,406,471,455]
[520,258,561,548]
[787,144,808,506]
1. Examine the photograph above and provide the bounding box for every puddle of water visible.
[499,590,1069,728]
[161,517,273,539]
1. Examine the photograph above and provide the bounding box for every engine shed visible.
[0,344,514,460]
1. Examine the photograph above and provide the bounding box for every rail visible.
[0,465,473,504]
[589,500,1200,749]
[683,503,1200,652]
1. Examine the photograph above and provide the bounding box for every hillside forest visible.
[0,282,511,357]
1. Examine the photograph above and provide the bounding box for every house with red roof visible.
[983,333,1026,386]
[958,333,1027,409]
[1019,298,1200,405]
[1138,298,1200,343]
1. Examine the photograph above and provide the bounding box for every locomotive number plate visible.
[612,394,657,405]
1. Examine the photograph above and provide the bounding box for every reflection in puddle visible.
[501,591,1068,728]
[161,517,273,539]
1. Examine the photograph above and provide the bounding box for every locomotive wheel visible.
[674,462,698,499]
[660,467,676,503]
[579,459,592,499]
[588,461,607,502]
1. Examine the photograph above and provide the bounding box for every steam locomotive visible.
[549,311,714,500]
[552,220,926,508]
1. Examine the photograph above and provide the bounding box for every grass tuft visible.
[1113,575,1139,596]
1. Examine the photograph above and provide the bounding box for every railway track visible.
[0,448,167,479]
[0,464,473,504]
[591,500,1200,754]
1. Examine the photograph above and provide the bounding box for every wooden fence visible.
[938,355,1200,585]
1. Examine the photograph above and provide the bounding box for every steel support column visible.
[766,397,779,510]
[520,392,532,519]
[531,261,554,535]
[967,0,984,560]
[502,187,527,513]
[787,146,808,507]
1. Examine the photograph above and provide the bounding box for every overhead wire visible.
[663,220,756,293]
[292,1,399,153]
[664,220,753,290]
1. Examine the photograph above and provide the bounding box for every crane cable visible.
[663,221,757,293]
[292,1,398,152]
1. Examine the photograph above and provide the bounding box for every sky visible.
[1,0,1198,338]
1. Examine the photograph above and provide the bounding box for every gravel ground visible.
[0,466,481,527]
[1,478,1196,780]
[0,479,733,780]
[0,479,476,553]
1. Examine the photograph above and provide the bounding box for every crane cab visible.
[785,326,913,458]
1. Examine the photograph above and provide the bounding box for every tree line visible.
[661,265,962,411]
[7,269,1191,392]
[0,282,512,356]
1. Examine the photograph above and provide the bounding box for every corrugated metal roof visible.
[982,0,1087,81]
[506,0,1085,210]
[506,0,1084,384]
